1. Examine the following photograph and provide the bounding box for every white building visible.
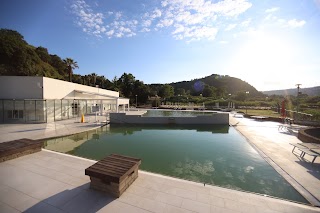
[0,76,129,123]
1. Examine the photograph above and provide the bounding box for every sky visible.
[1,0,320,91]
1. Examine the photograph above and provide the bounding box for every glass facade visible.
[0,99,120,123]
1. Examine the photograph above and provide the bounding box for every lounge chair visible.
[290,143,320,164]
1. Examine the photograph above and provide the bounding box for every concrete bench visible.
[0,138,44,162]
[85,154,141,197]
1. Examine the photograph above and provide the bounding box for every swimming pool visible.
[44,124,308,203]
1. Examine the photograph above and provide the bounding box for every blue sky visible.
[1,0,320,91]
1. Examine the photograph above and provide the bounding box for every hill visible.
[0,29,69,79]
[262,86,320,96]
[169,74,261,96]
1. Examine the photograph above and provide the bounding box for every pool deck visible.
[229,115,320,206]
[0,115,108,143]
[0,114,319,212]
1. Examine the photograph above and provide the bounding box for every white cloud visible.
[287,19,306,28]
[70,0,252,41]
[71,0,139,38]
[160,0,251,41]
[225,24,236,31]
[106,29,114,37]
[172,24,185,34]
[210,0,253,16]
[141,28,151,32]
[70,0,105,35]
[161,0,168,7]
[219,40,228,44]
[173,26,218,42]
[240,18,251,27]
[115,12,122,20]
[265,7,279,13]
[142,19,152,27]
[151,9,162,19]
[157,19,174,28]
[261,13,306,30]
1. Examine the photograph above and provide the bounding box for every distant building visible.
[0,76,129,123]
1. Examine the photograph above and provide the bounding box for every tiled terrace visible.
[1,150,319,213]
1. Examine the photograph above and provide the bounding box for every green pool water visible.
[44,124,308,203]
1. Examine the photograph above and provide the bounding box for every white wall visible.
[0,76,43,99]
[0,76,126,103]
[43,77,119,99]
[110,113,229,125]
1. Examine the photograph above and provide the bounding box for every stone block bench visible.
[0,138,44,162]
[85,154,141,197]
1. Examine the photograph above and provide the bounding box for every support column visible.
[116,98,119,113]
[100,100,103,115]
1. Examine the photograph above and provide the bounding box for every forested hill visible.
[0,29,67,79]
[168,74,260,97]
[149,74,260,98]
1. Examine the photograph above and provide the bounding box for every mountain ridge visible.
[262,86,320,96]
[166,74,261,96]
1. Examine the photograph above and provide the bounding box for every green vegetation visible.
[0,28,319,120]
[238,109,280,118]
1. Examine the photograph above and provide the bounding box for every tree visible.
[117,73,136,98]
[50,54,66,78]
[202,85,215,97]
[216,86,226,98]
[85,75,91,86]
[0,29,27,66]
[133,80,150,104]
[159,84,174,99]
[0,29,33,75]
[35,47,50,63]
[72,74,82,84]
[90,73,97,85]
[63,58,78,82]
[176,88,186,96]
[234,91,247,102]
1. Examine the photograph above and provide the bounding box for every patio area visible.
[1,149,319,213]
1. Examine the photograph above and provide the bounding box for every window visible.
[7,110,24,119]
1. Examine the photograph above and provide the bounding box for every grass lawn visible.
[236,109,280,118]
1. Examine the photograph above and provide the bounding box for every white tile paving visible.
[0,150,319,213]
[229,115,320,206]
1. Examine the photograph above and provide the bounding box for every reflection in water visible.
[172,158,215,182]
[244,166,255,173]
[44,124,308,204]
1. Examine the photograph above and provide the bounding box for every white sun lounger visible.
[290,143,320,164]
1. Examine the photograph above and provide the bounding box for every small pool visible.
[44,124,308,203]
[142,109,215,117]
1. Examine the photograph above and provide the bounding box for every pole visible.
[296,84,301,120]
[135,95,137,108]
[245,91,249,114]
